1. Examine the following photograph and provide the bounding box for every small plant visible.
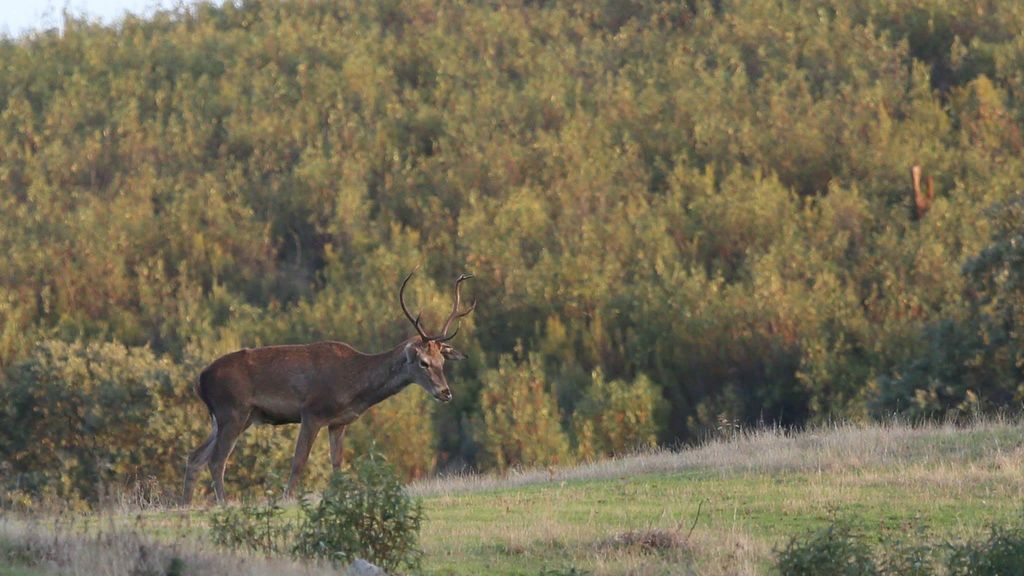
[293,452,423,572]
[775,521,879,576]
[208,495,290,555]
[877,521,938,576]
[946,521,1024,576]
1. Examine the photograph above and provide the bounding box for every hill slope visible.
[3,420,1022,575]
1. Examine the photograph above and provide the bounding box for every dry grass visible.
[408,418,1023,497]
[0,516,333,576]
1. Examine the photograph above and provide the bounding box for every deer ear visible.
[404,342,419,364]
[440,343,466,361]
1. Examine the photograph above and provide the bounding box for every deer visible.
[911,164,935,220]
[182,269,475,505]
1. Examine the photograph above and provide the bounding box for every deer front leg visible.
[285,418,322,498]
[328,424,348,471]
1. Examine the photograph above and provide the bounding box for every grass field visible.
[3,420,1023,575]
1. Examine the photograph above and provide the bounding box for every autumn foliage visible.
[2,0,1024,505]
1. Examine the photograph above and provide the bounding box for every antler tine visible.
[399,268,431,341]
[437,325,459,343]
[440,273,475,338]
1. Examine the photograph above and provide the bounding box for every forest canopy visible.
[1,0,1023,505]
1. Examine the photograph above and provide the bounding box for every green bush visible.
[874,195,1024,419]
[947,521,1024,576]
[474,353,571,472]
[293,453,423,572]
[572,370,665,460]
[0,339,196,507]
[877,529,939,576]
[776,517,1024,575]
[775,522,878,576]
[208,497,291,555]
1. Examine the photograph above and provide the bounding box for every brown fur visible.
[182,270,473,505]
[182,338,458,504]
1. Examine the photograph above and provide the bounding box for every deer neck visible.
[353,342,414,412]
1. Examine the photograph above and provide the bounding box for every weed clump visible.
[294,453,423,572]
[208,452,423,572]
[947,522,1024,576]
[208,497,289,555]
[776,516,1024,576]
[775,521,878,576]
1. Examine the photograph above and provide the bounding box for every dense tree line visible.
[1,0,1022,505]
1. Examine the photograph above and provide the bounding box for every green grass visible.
[412,422,1024,575]
[418,468,1022,575]
[5,421,1024,575]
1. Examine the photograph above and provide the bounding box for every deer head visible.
[399,269,476,402]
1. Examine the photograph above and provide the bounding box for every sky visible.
[1,0,200,37]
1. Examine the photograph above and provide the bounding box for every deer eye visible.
[419,359,430,368]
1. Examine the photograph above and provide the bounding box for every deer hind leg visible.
[208,411,252,504]
[284,418,322,498]
[182,418,218,506]
[328,424,348,472]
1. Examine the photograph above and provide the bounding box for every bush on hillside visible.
[776,516,1024,576]
[874,195,1024,419]
[474,353,571,472]
[0,340,196,507]
[209,452,423,571]
[572,370,665,460]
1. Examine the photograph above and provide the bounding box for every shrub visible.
[878,534,939,576]
[572,370,665,460]
[293,453,423,572]
[474,353,571,472]
[775,522,878,576]
[208,497,291,555]
[876,537,937,573]
[775,517,1024,575]
[874,195,1024,420]
[946,521,1024,576]
[0,339,194,506]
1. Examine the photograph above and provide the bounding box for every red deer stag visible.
[182,270,475,504]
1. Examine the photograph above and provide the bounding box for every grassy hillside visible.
[3,420,1023,575]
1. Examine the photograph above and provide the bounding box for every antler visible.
[399,268,475,342]
[399,268,431,341]
[439,273,476,342]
